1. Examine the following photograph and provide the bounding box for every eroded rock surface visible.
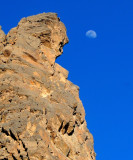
[0,13,95,160]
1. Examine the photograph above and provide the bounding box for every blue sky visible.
[0,0,133,159]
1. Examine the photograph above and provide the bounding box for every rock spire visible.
[0,13,95,160]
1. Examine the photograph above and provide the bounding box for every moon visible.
[86,30,97,38]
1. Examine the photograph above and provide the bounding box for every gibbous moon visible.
[86,30,97,38]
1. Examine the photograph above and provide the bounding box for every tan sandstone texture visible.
[0,13,96,160]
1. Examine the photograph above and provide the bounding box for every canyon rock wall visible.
[0,13,95,160]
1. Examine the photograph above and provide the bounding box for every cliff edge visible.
[0,13,95,160]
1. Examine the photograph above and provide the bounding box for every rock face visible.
[0,13,95,160]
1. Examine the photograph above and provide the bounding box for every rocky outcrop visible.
[0,13,95,160]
